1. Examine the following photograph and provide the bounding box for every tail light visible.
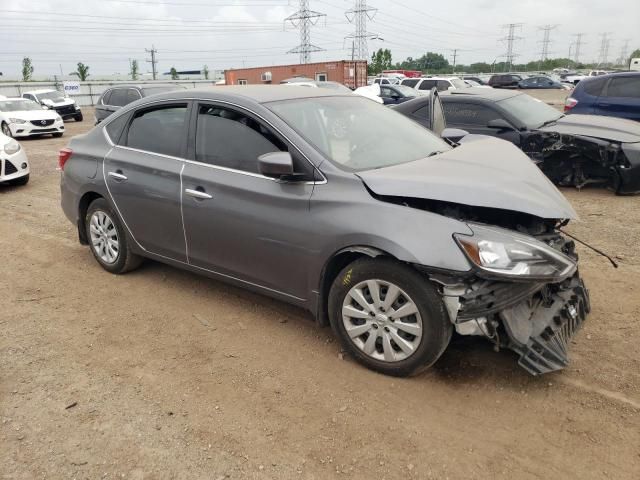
[58,148,73,170]
[564,97,578,112]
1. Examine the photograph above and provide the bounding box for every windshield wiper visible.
[539,116,563,128]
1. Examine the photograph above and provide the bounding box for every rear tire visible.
[75,113,83,122]
[328,258,452,377]
[85,198,142,274]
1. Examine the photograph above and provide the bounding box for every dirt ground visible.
[1,102,639,480]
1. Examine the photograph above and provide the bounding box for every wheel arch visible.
[316,245,392,328]
[77,191,104,244]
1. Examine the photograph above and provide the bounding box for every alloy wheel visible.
[341,279,423,362]
[89,210,119,264]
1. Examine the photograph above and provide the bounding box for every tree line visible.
[368,48,640,75]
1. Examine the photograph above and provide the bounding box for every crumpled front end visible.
[430,228,590,375]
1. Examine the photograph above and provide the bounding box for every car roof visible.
[140,85,350,104]
[107,83,183,90]
[441,87,521,100]
[0,97,30,101]
[591,71,640,78]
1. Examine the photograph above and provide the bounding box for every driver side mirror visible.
[441,128,469,145]
[258,151,298,180]
[487,118,514,130]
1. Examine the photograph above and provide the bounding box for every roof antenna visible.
[559,228,618,268]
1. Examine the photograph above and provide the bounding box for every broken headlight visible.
[454,223,576,281]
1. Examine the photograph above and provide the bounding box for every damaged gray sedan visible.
[61,86,589,377]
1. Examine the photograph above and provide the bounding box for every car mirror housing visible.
[258,151,295,178]
[441,128,469,145]
[487,118,514,130]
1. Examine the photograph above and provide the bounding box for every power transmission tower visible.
[451,49,459,73]
[345,0,379,61]
[572,33,585,64]
[538,24,558,62]
[499,23,523,72]
[145,45,158,80]
[618,38,630,66]
[285,0,326,64]
[597,33,612,66]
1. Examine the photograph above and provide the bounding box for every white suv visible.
[400,76,469,92]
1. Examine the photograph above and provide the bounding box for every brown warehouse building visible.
[224,60,368,89]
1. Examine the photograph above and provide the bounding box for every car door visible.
[180,102,317,300]
[596,76,640,121]
[104,102,190,261]
[442,100,521,144]
[95,89,113,123]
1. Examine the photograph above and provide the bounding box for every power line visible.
[538,24,558,61]
[145,45,158,80]
[285,0,326,63]
[345,0,379,61]
[499,23,524,72]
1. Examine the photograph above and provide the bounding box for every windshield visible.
[0,100,44,112]
[498,94,563,129]
[267,96,450,171]
[450,78,469,89]
[38,91,66,102]
[394,85,419,97]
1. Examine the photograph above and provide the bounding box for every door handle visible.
[108,171,128,181]
[185,188,213,200]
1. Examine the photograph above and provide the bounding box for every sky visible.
[1,0,639,78]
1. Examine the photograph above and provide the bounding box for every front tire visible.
[85,198,142,274]
[53,132,63,138]
[1,122,12,138]
[328,258,452,377]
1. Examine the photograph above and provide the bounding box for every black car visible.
[94,84,187,124]
[463,76,487,85]
[518,76,567,89]
[378,85,421,105]
[488,74,523,88]
[394,88,640,194]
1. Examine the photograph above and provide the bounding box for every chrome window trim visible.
[101,96,327,184]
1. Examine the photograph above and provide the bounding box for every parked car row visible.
[58,85,592,378]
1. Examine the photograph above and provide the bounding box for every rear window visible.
[108,89,130,107]
[582,77,607,96]
[605,77,640,98]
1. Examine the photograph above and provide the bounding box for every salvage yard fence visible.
[0,80,217,107]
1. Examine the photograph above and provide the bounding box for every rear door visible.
[596,76,640,121]
[104,102,190,261]
[180,102,317,299]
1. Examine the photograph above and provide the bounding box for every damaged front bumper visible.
[438,273,590,375]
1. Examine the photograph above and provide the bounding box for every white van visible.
[630,58,640,72]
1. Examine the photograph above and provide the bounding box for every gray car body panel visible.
[62,85,573,317]
[539,114,640,144]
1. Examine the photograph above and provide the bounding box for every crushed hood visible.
[543,114,640,143]
[357,137,577,220]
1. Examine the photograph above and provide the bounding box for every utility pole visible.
[145,45,158,80]
[451,49,458,73]
[572,33,585,64]
[618,39,630,66]
[500,23,523,72]
[285,0,326,64]
[344,0,379,62]
[538,24,558,62]
[597,33,612,67]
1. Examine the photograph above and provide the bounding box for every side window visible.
[101,90,113,105]
[401,79,419,88]
[418,80,436,90]
[125,104,188,157]
[606,77,640,98]
[436,80,450,91]
[105,113,130,144]
[126,89,142,104]
[195,105,287,174]
[109,89,130,107]
[443,102,501,126]
[583,77,607,96]
[380,86,393,97]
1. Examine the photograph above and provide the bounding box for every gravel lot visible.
[2,98,639,479]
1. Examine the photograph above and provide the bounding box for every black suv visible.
[94,84,187,124]
[488,74,523,88]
